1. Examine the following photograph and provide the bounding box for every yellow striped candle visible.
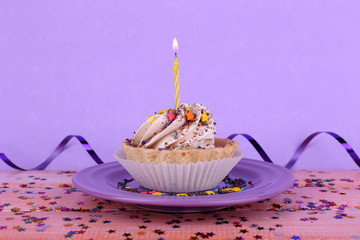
[172,38,180,109]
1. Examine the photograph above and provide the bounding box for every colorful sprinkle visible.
[166,110,176,121]
[185,111,194,121]
[150,116,157,124]
[201,111,208,123]
[157,109,167,114]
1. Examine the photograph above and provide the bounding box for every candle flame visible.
[172,38,179,51]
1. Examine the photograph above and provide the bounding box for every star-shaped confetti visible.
[167,110,176,121]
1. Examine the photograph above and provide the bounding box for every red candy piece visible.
[167,110,176,121]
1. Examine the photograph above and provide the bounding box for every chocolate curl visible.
[228,131,360,169]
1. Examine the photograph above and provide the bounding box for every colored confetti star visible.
[166,110,176,121]
[139,225,147,229]
[239,217,249,222]
[272,204,282,209]
[153,229,165,235]
[291,236,301,240]
[138,231,145,236]
[17,228,25,232]
[334,215,343,219]
[172,225,180,228]
[122,233,131,237]
[235,237,244,240]
[338,204,348,210]
[103,220,111,224]
[0,226,7,230]
[253,235,263,239]
[185,111,194,121]
[77,230,85,234]
[200,111,208,123]
[68,231,77,235]
[239,229,248,233]
[108,229,116,233]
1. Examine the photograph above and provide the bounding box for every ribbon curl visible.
[0,135,103,170]
[0,132,359,170]
[228,131,360,169]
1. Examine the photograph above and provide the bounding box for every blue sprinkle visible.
[214,189,219,192]
[174,132,177,136]
[241,187,244,191]
[193,194,196,196]
[242,178,246,181]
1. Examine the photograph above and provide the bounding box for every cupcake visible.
[114,103,243,192]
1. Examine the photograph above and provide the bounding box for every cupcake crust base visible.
[121,138,239,164]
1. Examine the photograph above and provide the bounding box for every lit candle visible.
[172,38,180,109]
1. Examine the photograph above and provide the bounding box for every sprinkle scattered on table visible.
[0,170,359,239]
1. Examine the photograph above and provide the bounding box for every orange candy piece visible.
[186,111,194,121]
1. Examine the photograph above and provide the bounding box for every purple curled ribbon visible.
[227,131,360,169]
[0,135,103,170]
[0,132,359,170]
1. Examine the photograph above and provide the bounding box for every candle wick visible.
[175,52,177,58]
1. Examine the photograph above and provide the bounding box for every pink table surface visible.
[0,169,359,240]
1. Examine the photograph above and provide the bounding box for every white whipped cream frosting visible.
[131,103,216,150]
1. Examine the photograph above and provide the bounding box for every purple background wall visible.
[1,1,360,170]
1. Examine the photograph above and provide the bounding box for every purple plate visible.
[72,159,294,212]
